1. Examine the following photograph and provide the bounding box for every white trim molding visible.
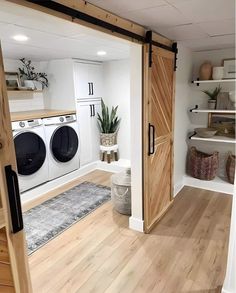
[129,217,144,232]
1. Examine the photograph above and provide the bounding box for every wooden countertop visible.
[11,109,76,122]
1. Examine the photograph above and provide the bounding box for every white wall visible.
[3,58,45,112]
[129,44,143,232]
[41,59,76,110]
[174,44,193,195]
[103,59,131,160]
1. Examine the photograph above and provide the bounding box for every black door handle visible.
[89,105,93,117]
[92,105,95,116]
[148,123,155,156]
[88,82,91,95]
[91,82,94,95]
[5,165,23,233]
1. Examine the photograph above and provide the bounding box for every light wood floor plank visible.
[27,170,232,293]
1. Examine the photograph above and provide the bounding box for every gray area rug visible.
[23,181,111,255]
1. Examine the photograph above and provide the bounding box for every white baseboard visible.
[21,162,97,204]
[184,175,234,195]
[129,216,144,232]
[174,181,184,197]
[96,159,130,173]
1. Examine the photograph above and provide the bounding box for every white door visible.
[87,64,103,98]
[74,62,90,98]
[77,103,93,165]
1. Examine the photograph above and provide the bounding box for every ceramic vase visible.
[199,61,212,80]
[212,66,224,80]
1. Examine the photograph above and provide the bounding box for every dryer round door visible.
[14,132,47,176]
[50,125,79,163]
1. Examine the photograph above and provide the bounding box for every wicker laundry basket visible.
[187,147,219,180]
[111,169,131,215]
[226,152,235,184]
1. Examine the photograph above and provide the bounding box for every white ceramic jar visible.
[212,66,224,80]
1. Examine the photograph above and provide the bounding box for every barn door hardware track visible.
[27,1,176,53]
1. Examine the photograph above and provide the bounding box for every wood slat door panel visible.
[0,42,32,292]
[144,45,175,233]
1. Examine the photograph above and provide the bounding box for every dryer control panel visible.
[12,119,42,131]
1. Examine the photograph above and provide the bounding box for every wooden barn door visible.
[143,44,175,233]
[0,43,32,292]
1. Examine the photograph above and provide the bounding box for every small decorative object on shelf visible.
[18,58,49,90]
[202,85,221,109]
[97,99,120,146]
[226,152,235,184]
[229,91,236,109]
[216,92,231,110]
[209,113,235,138]
[212,66,224,80]
[194,128,217,138]
[187,147,219,181]
[111,168,131,215]
[199,61,212,80]
[223,59,236,79]
[5,72,20,90]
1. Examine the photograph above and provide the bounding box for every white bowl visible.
[195,128,217,138]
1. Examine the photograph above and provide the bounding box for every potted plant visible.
[97,99,120,146]
[18,58,49,90]
[202,85,221,109]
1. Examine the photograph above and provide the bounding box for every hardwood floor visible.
[27,170,232,293]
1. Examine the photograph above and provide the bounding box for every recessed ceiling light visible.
[97,50,107,56]
[12,35,29,42]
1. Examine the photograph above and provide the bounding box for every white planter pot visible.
[33,81,43,91]
[208,100,216,109]
[212,66,224,80]
[24,80,35,90]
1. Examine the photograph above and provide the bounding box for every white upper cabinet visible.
[74,61,103,99]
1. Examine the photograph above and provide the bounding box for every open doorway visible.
[0,0,142,264]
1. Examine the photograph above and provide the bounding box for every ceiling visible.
[89,0,235,51]
[0,1,130,61]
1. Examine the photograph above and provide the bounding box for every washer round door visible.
[14,132,47,176]
[51,125,79,163]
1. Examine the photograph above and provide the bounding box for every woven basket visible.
[187,147,219,180]
[226,152,235,184]
[100,132,117,146]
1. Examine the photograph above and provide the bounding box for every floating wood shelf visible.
[192,79,236,86]
[189,133,236,144]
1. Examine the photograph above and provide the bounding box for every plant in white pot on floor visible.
[202,85,221,110]
[97,99,121,146]
[18,58,49,90]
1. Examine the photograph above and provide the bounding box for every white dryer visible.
[12,119,49,193]
[43,114,80,180]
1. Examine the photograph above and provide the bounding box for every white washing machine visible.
[43,114,80,180]
[12,119,49,193]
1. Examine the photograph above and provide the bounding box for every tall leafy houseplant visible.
[97,99,120,146]
[202,85,221,110]
[18,58,49,90]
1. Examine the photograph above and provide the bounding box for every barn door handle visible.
[5,165,23,233]
[148,123,155,156]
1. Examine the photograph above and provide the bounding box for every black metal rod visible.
[27,1,176,52]
[189,131,197,139]
[190,105,199,112]
[5,165,23,234]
